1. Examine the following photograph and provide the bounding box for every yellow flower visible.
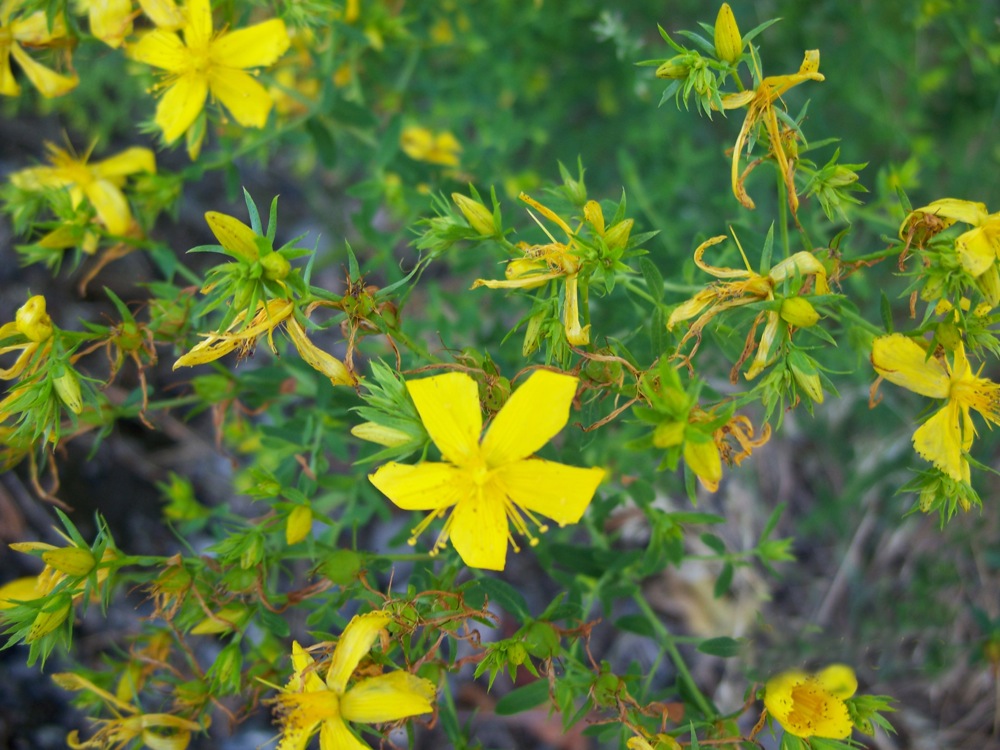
[127,0,290,147]
[473,193,593,346]
[11,142,155,236]
[872,334,1000,483]
[0,2,78,97]
[764,664,857,739]
[0,295,54,380]
[400,125,462,167]
[900,198,1000,277]
[275,612,436,750]
[83,0,184,48]
[667,235,828,379]
[0,576,41,610]
[720,51,824,213]
[369,370,605,570]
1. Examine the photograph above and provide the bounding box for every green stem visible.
[632,591,716,719]
[839,306,885,336]
[776,166,790,261]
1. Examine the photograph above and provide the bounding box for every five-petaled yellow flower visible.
[764,664,857,739]
[900,198,1000,278]
[721,50,824,214]
[11,142,155,237]
[0,1,78,97]
[369,370,605,570]
[127,0,290,148]
[668,234,828,379]
[399,125,462,167]
[275,611,436,750]
[872,333,1000,483]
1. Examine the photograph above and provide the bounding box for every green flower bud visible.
[53,368,83,414]
[523,622,560,659]
[260,251,291,281]
[656,57,690,80]
[27,594,72,642]
[42,547,95,577]
[779,297,820,328]
[788,349,824,404]
[652,421,685,448]
[603,218,634,251]
[452,193,497,237]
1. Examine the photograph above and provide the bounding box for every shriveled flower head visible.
[369,370,605,570]
[0,295,54,380]
[275,612,436,750]
[872,334,1000,483]
[11,142,155,236]
[899,198,1000,278]
[0,2,78,97]
[764,664,857,739]
[127,0,290,151]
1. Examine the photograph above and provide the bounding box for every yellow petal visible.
[496,458,604,525]
[745,311,780,380]
[910,198,989,227]
[173,333,239,367]
[128,30,187,70]
[208,67,275,128]
[183,0,213,48]
[0,46,20,96]
[317,718,368,750]
[562,274,590,346]
[139,0,184,29]
[0,576,42,609]
[448,485,508,570]
[288,641,326,693]
[9,44,78,97]
[340,671,436,723]
[481,370,577,465]
[667,289,717,330]
[912,401,966,482]
[956,223,1000,277]
[277,693,332,750]
[472,271,562,290]
[327,611,392,694]
[83,179,132,235]
[814,664,857,699]
[89,0,133,48]
[211,19,290,68]
[286,319,356,386]
[93,147,156,179]
[368,462,464,511]
[155,74,209,143]
[405,372,482,465]
[12,11,68,44]
[871,334,950,399]
[683,435,722,492]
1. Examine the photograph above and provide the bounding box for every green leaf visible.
[640,257,664,300]
[696,636,743,658]
[306,117,338,169]
[614,614,656,638]
[880,291,893,332]
[494,679,550,716]
[474,577,530,619]
[713,562,734,598]
[700,533,726,554]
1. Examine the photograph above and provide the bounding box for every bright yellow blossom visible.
[900,198,1000,278]
[12,142,155,236]
[369,370,605,570]
[400,125,462,167]
[0,1,78,97]
[872,334,1000,483]
[473,193,597,346]
[82,0,184,48]
[720,50,824,213]
[668,235,828,379]
[274,612,436,750]
[0,295,54,380]
[764,664,857,739]
[127,0,290,149]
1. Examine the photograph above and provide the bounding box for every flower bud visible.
[974,263,1000,307]
[788,349,824,404]
[26,594,72,642]
[683,435,722,492]
[652,421,685,448]
[583,201,605,234]
[714,4,742,64]
[656,57,690,79]
[603,218,634,251]
[191,604,249,635]
[285,505,313,545]
[42,546,96,577]
[260,251,291,281]
[351,421,411,447]
[452,193,496,237]
[54,368,84,414]
[828,165,860,188]
[521,311,545,357]
[779,297,820,327]
[16,296,53,342]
